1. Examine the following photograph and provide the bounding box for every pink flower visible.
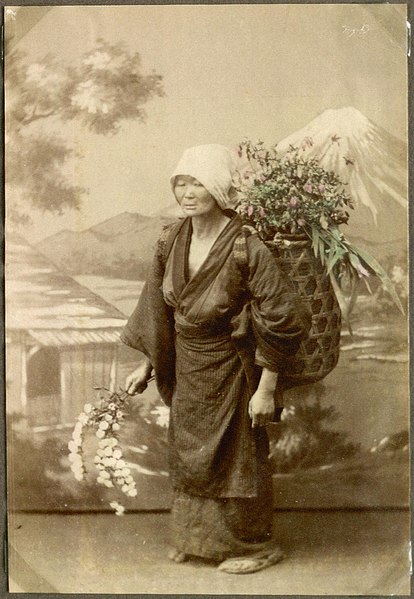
[247,205,254,217]
[318,184,325,193]
[289,197,298,207]
[304,183,313,193]
[259,206,266,218]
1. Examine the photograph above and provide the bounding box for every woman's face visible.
[174,175,219,217]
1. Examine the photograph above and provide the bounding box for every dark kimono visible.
[121,213,310,560]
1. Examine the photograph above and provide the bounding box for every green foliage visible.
[6,40,165,222]
[7,134,85,215]
[235,139,353,237]
[235,139,404,314]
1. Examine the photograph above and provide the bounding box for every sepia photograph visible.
[4,3,410,594]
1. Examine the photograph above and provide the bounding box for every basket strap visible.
[233,225,258,281]
[159,219,186,266]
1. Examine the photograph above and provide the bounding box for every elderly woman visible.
[121,144,311,574]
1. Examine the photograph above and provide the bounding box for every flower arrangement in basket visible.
[235,139,403,310]
[68,387,139,515]
[233,139,403,387]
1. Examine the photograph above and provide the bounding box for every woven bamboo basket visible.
[266,235,342,390]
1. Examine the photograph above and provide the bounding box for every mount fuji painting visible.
[276,107,407,257]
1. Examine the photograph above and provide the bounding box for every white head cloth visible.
[170,144,237,210]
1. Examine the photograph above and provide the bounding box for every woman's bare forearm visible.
[256,367,278,395]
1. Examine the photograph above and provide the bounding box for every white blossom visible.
[112,423,121,431]
[96,429,105,439]
[84,403,93,414]
[99,421,109,431]
[71,463,84,476]
[71,434,82,446]
[68,440,77,453]
[77,413,89,425]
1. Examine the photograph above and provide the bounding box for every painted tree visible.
[5,38,165,223]
[269,384,360,473]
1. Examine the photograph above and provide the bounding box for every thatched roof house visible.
[6,234,127,430]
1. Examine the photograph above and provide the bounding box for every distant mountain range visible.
[36,211,177,279]
[36,107,407,278]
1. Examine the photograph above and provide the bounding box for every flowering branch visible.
[68,388,138,515]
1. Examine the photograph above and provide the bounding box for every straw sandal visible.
[217,547,285,574]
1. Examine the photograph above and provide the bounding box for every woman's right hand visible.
[125,360,153,395]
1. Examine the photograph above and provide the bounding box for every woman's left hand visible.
[248,390,275,428]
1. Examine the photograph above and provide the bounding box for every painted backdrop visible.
[5,4,408,512]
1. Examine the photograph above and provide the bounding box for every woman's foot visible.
[168,548,188,563]
[217,547,285,574]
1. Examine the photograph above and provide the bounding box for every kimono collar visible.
[170,213,242,301]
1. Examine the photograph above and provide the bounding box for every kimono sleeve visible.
[120,234,176,405]
[245,234,312,373]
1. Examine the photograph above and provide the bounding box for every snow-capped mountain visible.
[276,107,407,255]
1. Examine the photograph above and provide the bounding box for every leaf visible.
[311,225,320,258]
[362,277,373,295]
[352,246,405,314]
[330,227,343,243]
[319,212,329,230]
[318,239,325,265]
[326,244,346,275]
[348,252,366,275]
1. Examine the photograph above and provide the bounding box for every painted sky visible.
[5,4,408,241]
